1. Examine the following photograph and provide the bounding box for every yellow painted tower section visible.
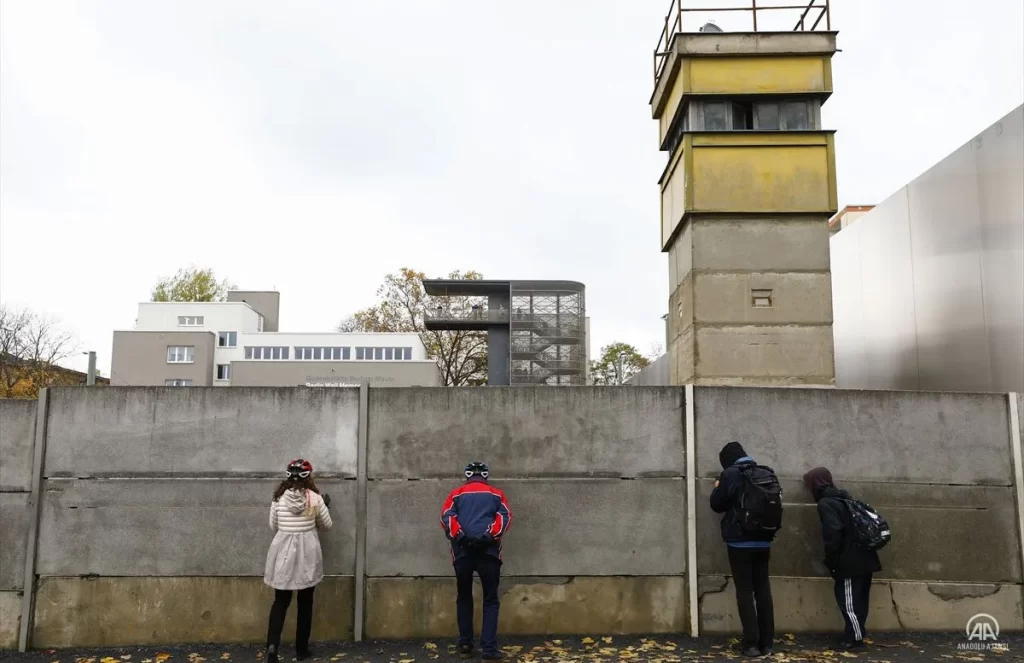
[652,30,839,386]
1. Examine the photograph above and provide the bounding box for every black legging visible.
[267,587,315,651]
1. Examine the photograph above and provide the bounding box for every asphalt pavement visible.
[0,633,1019,663]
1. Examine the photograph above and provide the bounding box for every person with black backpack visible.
[803,467,888,650]
[710,442,783,658]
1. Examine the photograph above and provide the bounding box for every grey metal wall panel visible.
[831,104,1023,393]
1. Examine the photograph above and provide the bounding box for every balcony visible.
[424,307,510,331]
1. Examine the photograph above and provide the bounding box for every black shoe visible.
[296,649,313,661]
[458,644,475,659]
[266,646,279,663]
[760,648,774,657]
[481,653,506,661]
[841,641,865,650]
[742,647,763,658]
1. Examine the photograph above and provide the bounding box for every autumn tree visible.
[151,266,236,302]
[338,268,488,386]
[0,305,79,398]
[589,341,651,385]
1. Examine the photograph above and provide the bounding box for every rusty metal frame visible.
[653,0,832,85]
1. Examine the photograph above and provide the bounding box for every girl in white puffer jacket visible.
[264,459,332,663]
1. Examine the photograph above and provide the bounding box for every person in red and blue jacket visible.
[440,461,512,660]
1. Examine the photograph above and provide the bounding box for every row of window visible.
[664,98,819,154]
[168,344,416,364]
[178,316,204,326]
[242,346,415,361]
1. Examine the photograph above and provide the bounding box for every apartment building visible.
[111,290,441,387]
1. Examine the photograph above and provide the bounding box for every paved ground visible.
[1,634,1020,663]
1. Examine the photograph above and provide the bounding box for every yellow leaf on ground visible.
[221,655,230,661]
[122,657,132,661]
[582,639,596,645]
[424,643,437,651]
[399,659,415,663]
[603,638,613,644]
[600,649,618,656]
[785,634,796,641]
[156,656,171,663]
[839,653,858,658]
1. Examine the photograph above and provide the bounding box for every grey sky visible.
[2,0,1022,376]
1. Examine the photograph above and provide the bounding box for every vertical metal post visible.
[86,351,97,386]
[1008,394,1024,590]
[353,383,369,641]
[825,0,831,30]
[752,0,758,31]
[19,388,50,652]
[684,384,699,637]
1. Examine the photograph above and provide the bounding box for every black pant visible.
[727,546,774,650]
[267,587,315,651]
[833,574,872,643]
[454,553,501,654]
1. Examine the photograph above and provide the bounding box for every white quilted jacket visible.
[269,488,333,532]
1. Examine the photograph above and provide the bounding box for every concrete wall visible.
[1,385,1021,648]
[0,399,36,648]
[831,104,1024,393]
[667,217,835,386]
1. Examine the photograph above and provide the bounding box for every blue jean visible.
[454,553,501,654]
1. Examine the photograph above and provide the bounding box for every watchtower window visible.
[690,98,820,131]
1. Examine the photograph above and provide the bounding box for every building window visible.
[167,346,195,363]
[218,331,237,348]
[295,346,350,360]
[703,102,729,131]
[385,347,394,360]
[373,347,383,360]
[244,346,289,360]
[755,102,780,130]
[165,379,193,387]
[782,101,810,130]
[177,316,204,326]
[216,364,231,380]
[403,347,412,360]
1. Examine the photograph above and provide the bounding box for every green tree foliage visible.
[151,267,236,302]
[338,268,487,386]
[589,341,650,385]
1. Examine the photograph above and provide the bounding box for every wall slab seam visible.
[18,389,49,652]
[1009,393,1024,590]
[685,384,698,637]
[353,383,369,641]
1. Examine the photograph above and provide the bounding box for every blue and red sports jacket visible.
[439,477,512,561]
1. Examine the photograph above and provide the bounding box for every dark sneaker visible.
[266,646,279,663]
[296,649,313,661]
[760,648,774,657]
[742,647,762,658]
[841,641,866,650]
[481,653,506,661]
[458,644,475,659]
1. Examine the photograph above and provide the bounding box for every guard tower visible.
[424,280,586,386]
[651,1,839,387]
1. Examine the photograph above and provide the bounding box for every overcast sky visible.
[2,0,1022,375]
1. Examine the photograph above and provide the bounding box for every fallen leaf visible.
[603,638,613,645]
[399,659,415,663]
[840,654,858,659]
[122,657,132,661]
[424,643,437,652]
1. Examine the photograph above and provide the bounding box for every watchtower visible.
[651,1,838,386]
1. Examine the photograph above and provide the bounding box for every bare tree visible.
[0,305,79,398]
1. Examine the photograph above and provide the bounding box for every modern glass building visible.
[423,280,587,386]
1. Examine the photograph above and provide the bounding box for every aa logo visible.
[966,614,999,642]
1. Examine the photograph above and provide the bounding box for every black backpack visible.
[844,498,891,551]
[735,465,784,537]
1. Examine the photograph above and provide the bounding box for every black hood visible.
[803,466,834,501]
[719,441,747,469]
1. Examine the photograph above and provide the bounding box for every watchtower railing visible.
[653,0,832,87]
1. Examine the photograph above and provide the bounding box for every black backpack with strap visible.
[843,497,891,551]
[735,465,784,538]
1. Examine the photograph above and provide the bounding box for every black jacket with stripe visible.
[816,485,882,577]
